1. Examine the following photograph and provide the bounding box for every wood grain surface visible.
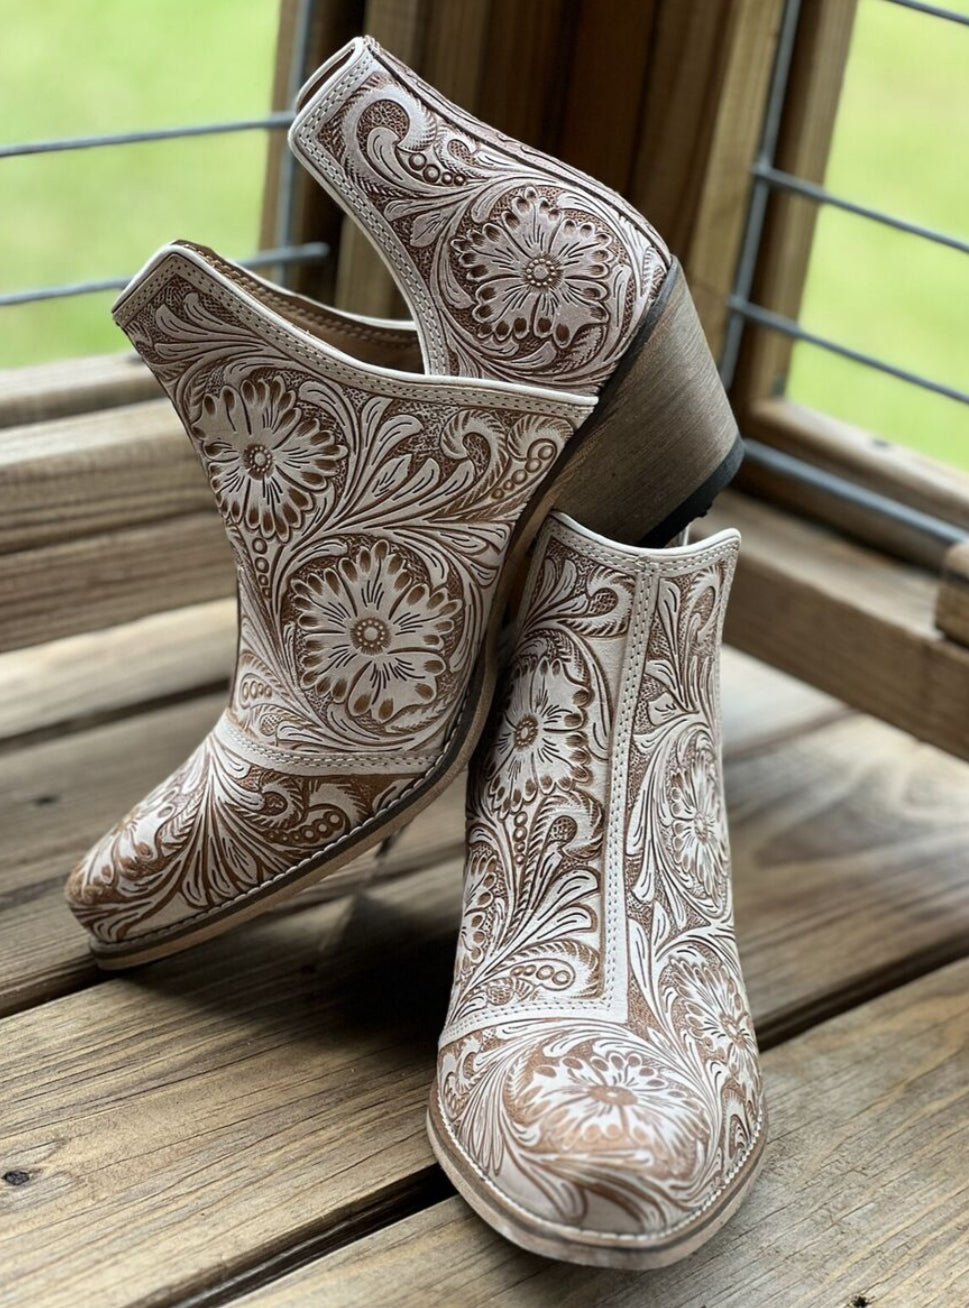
[0,512,235,652]
[700,491,969,762]
[0,599,236,745]
[0,400,209,553]
[1,655,968,1304]
[241,956,969,1307]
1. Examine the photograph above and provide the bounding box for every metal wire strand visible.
[0,113,294,160]
[752,164,969,257]
[0,243,330,308]
[729,297,969,408]
[880,0,969,28]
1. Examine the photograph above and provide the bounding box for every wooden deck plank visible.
[0,599,236,746]
[241,956,969,1308]
[729,713,969,1042]
[0,400,207,553]
[0,859,465,1308]
[0,694,224,1015]
[0,511,235,652]
[0,672,968,1303]
[0,649,840,1015]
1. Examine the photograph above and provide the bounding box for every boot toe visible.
[64,719,423,954]
[65,773,191,947]
[436,1024,764,1257]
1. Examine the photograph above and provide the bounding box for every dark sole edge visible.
[639,432,745,547]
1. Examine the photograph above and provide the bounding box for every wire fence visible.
[0,0,326,316]
[722,0,968,413]
[721,0,968,545]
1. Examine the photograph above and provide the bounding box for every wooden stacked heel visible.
[557,259,742,546]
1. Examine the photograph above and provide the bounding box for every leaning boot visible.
[429,512,765,1267]
[66,37,739,965]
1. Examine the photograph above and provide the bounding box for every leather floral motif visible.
[434,516,764,1244]
[292,539,459,722]
[67,726,370,943]
[292,39,668,389]
[453,187,615,350]
[513,1034,709,1160]
[194,376,348,540]
[66,253,592,947]
[486,656,590,815]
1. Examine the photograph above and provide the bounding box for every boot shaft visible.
[289,36,668,388]
[446,513,740,1040]
[111,244,593,754]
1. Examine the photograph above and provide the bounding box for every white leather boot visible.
[67,38,739,965]
[429,512,765,1267]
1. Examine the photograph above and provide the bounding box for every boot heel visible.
[556,260,742,545]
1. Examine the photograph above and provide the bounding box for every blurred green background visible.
[0,0,278,367]
[789,0,969,470]
[1,0,967,468]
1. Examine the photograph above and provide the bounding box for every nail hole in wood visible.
[3,1170,30,1186]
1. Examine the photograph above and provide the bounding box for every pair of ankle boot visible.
[65,38,765,1267]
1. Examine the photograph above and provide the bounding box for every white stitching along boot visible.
[66,37,741,966]
[429,513,765,1267]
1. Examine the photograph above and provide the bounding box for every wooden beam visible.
[698,490,969,761]
[0,599,236,745]
[259,0,366,303]
[937,540,969,648]
[734,0,859,406]
[0,353,161,428]
[0,512,234,653]
[684,0,785,353]
[742,396,969,558]
[0,400,209,554]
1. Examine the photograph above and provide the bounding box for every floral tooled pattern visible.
[435,521,764,1242]
[193,376,348,540]
[67,720,410,945]
[443,534,634,1033]
[486,657,590,816]
[292,539,459,722]
[514,1036,708,1159]
[66,254,591,945]
[296,43,667,389]
[453,188,614,351]
[663,950,760,1083]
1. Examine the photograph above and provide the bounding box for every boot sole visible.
[426,1088,767,1269]
[90,260,741,968]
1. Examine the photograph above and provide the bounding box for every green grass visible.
[0,0,278,367]
[788,0,969,469]
[1,0,967,473]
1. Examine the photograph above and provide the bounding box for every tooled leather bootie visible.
[66,37,740,966]
[429,512,765,1267]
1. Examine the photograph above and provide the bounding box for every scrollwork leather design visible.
[433,513,765,1254]
[66,249,593,948]
[290,38,668,389]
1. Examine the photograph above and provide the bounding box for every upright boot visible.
[66,38,740,965]
[430,513,765,1267]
